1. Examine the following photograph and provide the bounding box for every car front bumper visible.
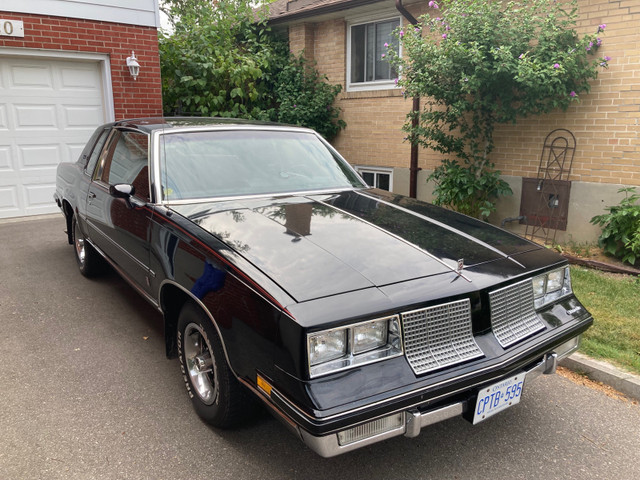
[293,335,580,457]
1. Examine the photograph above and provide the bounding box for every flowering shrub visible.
[389,0,609,219]
[590,188,640,266]
[160,0,345,139]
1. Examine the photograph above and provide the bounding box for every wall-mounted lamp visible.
[126,51,140,80]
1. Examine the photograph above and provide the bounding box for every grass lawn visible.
[570,266,640,376]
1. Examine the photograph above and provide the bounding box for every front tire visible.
[177,302,254,428]
[72,215,102,277]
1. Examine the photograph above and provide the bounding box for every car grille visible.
[401,299,484,375]
[489,278,545,348]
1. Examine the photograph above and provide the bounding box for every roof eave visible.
[267,0,388,26]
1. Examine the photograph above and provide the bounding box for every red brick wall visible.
[0,11,163,120]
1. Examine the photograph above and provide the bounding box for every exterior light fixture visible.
[126,51,140,80]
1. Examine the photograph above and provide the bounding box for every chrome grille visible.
[402,299,483,375]
[489,278,545,348]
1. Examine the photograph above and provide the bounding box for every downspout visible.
[395,0,420,198]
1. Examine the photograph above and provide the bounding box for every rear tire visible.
[72,215,103,277]
[177,301,255,428]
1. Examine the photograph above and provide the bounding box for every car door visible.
[85,127,154,294]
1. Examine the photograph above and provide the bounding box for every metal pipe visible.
[395,0,420,198]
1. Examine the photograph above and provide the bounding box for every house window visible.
[356,166,393,191]
[348,17,400,91]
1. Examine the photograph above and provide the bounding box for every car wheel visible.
[177,301,254,428]
[72,215,102,277]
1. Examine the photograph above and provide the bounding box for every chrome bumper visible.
[300,335,581,457]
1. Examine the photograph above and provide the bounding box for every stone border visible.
[560,352,640,402]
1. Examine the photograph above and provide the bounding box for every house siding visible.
[1,0,159,28]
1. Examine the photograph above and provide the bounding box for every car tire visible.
[177,301,255,428]
[72,215,103,277]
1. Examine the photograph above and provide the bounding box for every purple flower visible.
[519,53,524,59]
[596,37,602,46]
[399,30,405,38]
[394,77,399,85]
[570,91,577,97]
[445,25,451,31]
[553,63,560,69]
[598,23,606,32]
[293,104,297,108]
[381,53,386,59]
[428,1,439,8]
[586,41,593,52]
[384,42,389,48]
[442,33,447,39]
[604,55,611,61]
[415,27,421,33]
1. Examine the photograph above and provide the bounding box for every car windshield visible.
[159,129,365,201]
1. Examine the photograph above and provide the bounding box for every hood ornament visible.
[456,258,464,275]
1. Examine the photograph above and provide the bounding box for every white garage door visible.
[0,55,106,219]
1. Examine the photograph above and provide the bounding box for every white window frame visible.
[355,166,393,192]
[346,12,402,92]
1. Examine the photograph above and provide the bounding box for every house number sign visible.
[1,20,25,37]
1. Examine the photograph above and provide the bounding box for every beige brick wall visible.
[285,0,639,188]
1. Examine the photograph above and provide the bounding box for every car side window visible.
[84,128,110,177]
[98,130,151,202]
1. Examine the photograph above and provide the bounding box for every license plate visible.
[473,373,525,424]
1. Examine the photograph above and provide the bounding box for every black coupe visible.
[54,118,592,457]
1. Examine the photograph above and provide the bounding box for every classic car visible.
[54,117,592,457]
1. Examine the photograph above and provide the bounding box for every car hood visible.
[171,189,540,303]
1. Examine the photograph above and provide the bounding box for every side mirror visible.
[109,183,135,198]
[109,184,144,209]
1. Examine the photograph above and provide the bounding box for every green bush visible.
[159,0,345,139]
[590,188,640,265]
[390,0,609,218]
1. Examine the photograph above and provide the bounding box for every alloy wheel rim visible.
[74,222,86,265]
[184,323,216,405]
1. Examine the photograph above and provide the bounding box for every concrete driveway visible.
[1,216,639,480]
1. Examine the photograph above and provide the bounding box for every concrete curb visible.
[560,352,640,402]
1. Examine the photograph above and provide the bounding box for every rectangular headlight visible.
[307,315,403,378]
[546,269,564,293]
[353,320,387,354]
[309,330,347,366]
[533,267,572,309]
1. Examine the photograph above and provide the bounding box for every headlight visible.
[309,330,347,366]
[307,316,403,378]
[353,320,387,354]
[532,267,572,309]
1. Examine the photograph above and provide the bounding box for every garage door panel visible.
[0,146,11,170]
[23,183,57,210]
[60,65,102,90]
[13,104,58,130]
[10,64,54,89]
[64,105,104,128]
[0,105,7,129]
[0,55,106,219]
[19,144,61,168]
[0,186,19,214]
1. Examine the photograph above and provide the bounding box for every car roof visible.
[112,117,302,134]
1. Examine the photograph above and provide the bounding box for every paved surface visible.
[1,216,639,480]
